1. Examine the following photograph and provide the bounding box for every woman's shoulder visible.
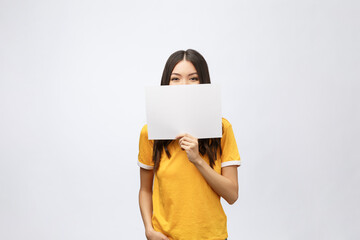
[221,117,233,129]
[140,124,149,138]
[140,124,148,133]
[139,124,154,145]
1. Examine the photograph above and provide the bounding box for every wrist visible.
[145,226,155,236]
[193,156,204,167]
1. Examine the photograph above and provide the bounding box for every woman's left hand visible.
[176,133,201,164]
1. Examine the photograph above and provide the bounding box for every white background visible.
[0,0,359,239]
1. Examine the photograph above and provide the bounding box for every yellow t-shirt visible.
[138,118,241,240]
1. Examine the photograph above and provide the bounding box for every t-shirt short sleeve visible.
[138,125,154,170]
[220,118,241,168]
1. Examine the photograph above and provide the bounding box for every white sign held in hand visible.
[145,84,222,140]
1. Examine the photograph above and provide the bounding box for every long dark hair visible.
[152,49,222,172]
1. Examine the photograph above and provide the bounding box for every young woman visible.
[138,49,241,240]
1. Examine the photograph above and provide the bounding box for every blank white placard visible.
[145,84,222,140]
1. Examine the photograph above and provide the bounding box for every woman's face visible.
[169,60,200,85]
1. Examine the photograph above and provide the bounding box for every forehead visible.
[172,60,197,73]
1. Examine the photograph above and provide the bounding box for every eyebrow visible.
[171,72,198,76]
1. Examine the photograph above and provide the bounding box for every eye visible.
[190,77,199,81]
[171,77,180,81]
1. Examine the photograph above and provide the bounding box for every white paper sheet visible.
[145,84,222,140]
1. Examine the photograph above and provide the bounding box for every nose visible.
[179,79,191,85]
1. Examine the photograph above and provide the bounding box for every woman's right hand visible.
[145,228,169,240]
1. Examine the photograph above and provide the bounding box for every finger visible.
[182,145,191,151]
[179,138,187,146]
[180,141,194,147]
[181,137,197,145]
[176,133,197,140]
[175,134,186,140]
[180,137,195,144]
[180,136,191,142]
[179,138,195,146]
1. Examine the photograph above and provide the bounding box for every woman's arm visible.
[194,161,238,204]
[177,134,239,204]
[139,168,169,240]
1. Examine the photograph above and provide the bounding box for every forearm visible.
[139,188,154,232]
[193,157,238,204]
